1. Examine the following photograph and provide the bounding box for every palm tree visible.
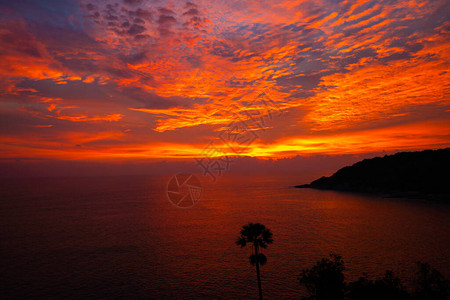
[236,223,273,300]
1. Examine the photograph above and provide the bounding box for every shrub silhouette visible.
[298,253,346,300]
[413,262,449,300]
[347,274,375,300]
[347,271,408,300]
[299,254,449,300]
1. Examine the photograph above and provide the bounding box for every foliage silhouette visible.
[299,254,449,300]
[236,223,273,300]
[413,262,449,300]
[348,271,409,300]
[298,253,346,300]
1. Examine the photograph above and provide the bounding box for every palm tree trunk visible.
[255,244,263,300]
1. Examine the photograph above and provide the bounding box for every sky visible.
[0,0,449,174]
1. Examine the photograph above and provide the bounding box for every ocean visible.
[1,173,449,299]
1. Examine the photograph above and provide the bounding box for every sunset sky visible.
[0,0,449,166]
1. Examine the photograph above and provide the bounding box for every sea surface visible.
[1,173,449,299]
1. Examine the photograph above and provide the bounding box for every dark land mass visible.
[296,148,450,202]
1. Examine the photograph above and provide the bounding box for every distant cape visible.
[296,148,450,202]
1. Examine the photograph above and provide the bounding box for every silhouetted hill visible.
[296,148,450,202]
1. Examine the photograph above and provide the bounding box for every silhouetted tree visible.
[413,262,449,300]
[347,274,377,300]
[374,270,409,300]
[347,271,408,300]
[236,223,273,300]
[298,253,346,300]
[300,255,450,300]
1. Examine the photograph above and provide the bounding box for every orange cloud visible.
[56,113,123,122]
[304,41,449,131]
[248,119,450,156]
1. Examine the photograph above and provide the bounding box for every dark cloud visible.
[185,55,202,68]
[122,86,203,109]
[405,42,424,53]
[281,23,306,33]
[84,3,97,11]
[183,16,207,30]
[185,2,198,9]
[276,73,324,91]
[331,48,377,69]
[158,8,175,15]
[0,111,51,135]
[379,51,413,64]
[0,26,44,58]
[123,0,143,5]
[158,15,177,25]
[106,67,137,80]
[57,56,99,74]
[157,13,177,37]
[15,79,110,103]
[210,40,235,58]
[119,51,148,64]
[157,27,173,37]
[134,34,151,41]
[104,14,119,21]
[127,8,153,21]
[105,3,118,11]
[127,23,146,35]
[183,8,199,16]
